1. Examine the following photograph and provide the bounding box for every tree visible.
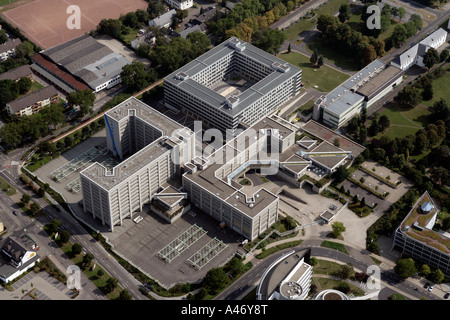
[314,55,324,69]
[228,257,245,277]
[429,98,449,122]
[422,81,433,101]
[15,41,34,59]
[21,193,31,204]
[404,20,418,38]
[336,263,354,279]
[335,282,350,294]
[310,49,318,65]
[72,243,83,256]
[17,77,32,95]
[409,14,423,31]
[332,166,349,183]
[251,28,286,54]
[430,166,450,185]
[420,264,431,277]
[362,44,377,65]
[415,134,429,153]
[440,49,449,63]
[0,29,7,45]
[82,253,94,269]
[338,4,350,22]
[29,202,40,214]
[287,43,291,53]
[120,61,151,93]
[378,115,390,131]
[398,7,406,21]
[122,12,138,28]
[147,0,165,19]
[67,90,95,116]
[59,230,71,244]
[203,268,228,294]
[423,48,439,69]
[331,221,346,238]
[394,258,417,279]
[369,119,380,136]
[118,290,132,300]
[430,269,444,284]
[396,86,421,110]
[104,277,118,293]
[97,269,105,277]
[391,24,407,47]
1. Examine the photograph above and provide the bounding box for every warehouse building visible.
[31,35,130,93]
[164,37,302,133]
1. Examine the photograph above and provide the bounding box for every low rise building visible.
[0,64,33,82]
[393,191,450,275]
[0,38,22,62]
[0,234,40,283]
[257,250,312,300]
[149,9,177,28]
[313,59,403,128]
[391,28,448,71]
[6,85,59,116]
[164,0,193,10]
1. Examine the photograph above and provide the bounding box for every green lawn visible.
[320,240,349,254]
[283,18,317,42]
[315,0,350,16]
[313,277,365,296]
[375,102,430,139]
[0,0,20,6]
[421,71,450,108]
[305,40,361,71]
[279,51,350,92]
[0,176,16,196]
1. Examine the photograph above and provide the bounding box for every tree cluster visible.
[148,32,211,75]
[0,77,32,108]
[390,13,423,48]
[317,14,385,68]
[0,102,65,147]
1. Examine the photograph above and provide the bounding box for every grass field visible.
[320,240,349,254]
[375,103,430,139]
[421,70,450,108]
[305,40,361,71]
[0,0,20,6]
[313,277,365,296]
[279,51,350,92]
[283,18,317,41]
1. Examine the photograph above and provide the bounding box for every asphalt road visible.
[215,241,440,301]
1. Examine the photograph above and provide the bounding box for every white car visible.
[428,285,434,292]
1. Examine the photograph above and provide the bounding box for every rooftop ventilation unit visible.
[228,38,246,52]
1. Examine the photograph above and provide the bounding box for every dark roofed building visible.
[0,65,33,82]
[0,38,22,61]
[6,85,59,116]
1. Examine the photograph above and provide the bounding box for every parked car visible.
[444,293,449,299]
[424,283,430,289]
[428,285,434,292]
[12,210,18,216]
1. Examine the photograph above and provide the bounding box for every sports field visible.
[0,0,147,49]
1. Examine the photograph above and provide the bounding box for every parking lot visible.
[108,207,241,288]
[0,270,73,300]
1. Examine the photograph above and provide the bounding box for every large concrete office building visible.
[393,191,450,275]
[80,97,195,231]
[182,116,297,240]
[313,59,403,128]
[164,37,302,133]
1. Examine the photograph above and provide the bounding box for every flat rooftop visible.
[356,65,403,98]
[322,59,385,116]
[301,120,365,156]
[400,191,450,254]
[106,97,185,136]
[165,37,301,118]
[81,138,173,190]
